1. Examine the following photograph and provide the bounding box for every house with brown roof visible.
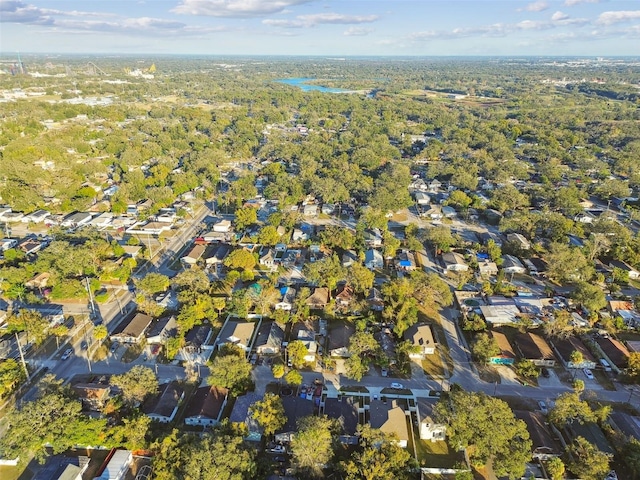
[305,287,329,309]
[369,399,409,448]
[335,285,355,309]
[403,323,436,357]
[109,313,153,344]
[184,386,228,427]
[329,322,355,358]
[488,330,516,365]
[594,335,630,370]
[514,411,562,459]
[515,332,556,367]
[72,382,111,411]
[142,381,184,423]
[551,336,596,369]
[181,244,206,267]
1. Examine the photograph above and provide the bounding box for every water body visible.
[276,77,353,93]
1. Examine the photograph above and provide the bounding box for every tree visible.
[545,243,593,284]
[152,429,257,480]
[208,353,253,395]
[570,350,584,366]
[272,363,285,380]
[287,340,309,369]
[434,391,531,479]
[303,254,345,294]
[446,190,473,210]
[346,262,375,295]
[111,366,158,405]
[545,457,565,480]
[461,313,486,332]
[172,268,210,294]
[548,392,595,426]
[566,436,610,480]
[291,415,338,477]
[571,281,606,316]
[573,379,585,394]
[319,225,355,251]
[472,333,500,363]
[137,273,170,296]
[234,207,258,230]
[50,324,69,349]
[285,369,303,386]
[515,359,539,379]
[543,309,573,339]
[423,225,456,253]
[621,438,640,480]
[93,324,108,343]
[345,356,369,382]
[257,225,280,246]
[0,359,26,398]
[6,309,50,346]
[341,425,415,480]
[224,249,256,270]
[627,352,640,382]
[249,393,286,436]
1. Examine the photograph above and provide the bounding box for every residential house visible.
[204,243,231,267]
[514,411,562,459]
[403,323,436,357]
[341,249,359,267]
[213,219,232,233]
[515,332,556,367]
[109,313,153,344]
[216,320,256,353]
[396,251,416,272]
[594,335,630,370]
[609,260,640,280]
[89,212,113,228]
[488,330,516,365]
[528,257,549,276]
[275,395,316,443]
[142,381,184,423]
[72,382,111,411]
[303,203,318,216]
[506,233,531,250]
[478,260,498,277]
[364,229,383,248]
[442,252,469,272]
[18,237,44,255]
[33,455,89,480]
[335,285,355,309]
[369,399,409,448]
[329,322,355,358]
[229,392,263,442]
[178,325,214,364]
[375,328,397,365]
[24,210,51,223]
[292,228,309,242]
[552,336,597,369]
[428,179,441,192]
[96,449,132,480]
[125,222,171,236]
[367,287,384,312]
[61,212,93,228]
[441,206,457,218]
[121,245,142,258]
[293,322,318,363]
[275,286,296,311]
[259,248,277,271]
[364,249,383,270]
[306,287,329,309]
[416,398,446,442]
[25,272,51,290]
[254,321,284,355]
[565,422,614,457]
[414,191,431,206]
[0,238,17,251]
[323,397,360,444]
[145,315,178,345]
[501,255,526,274]
[184,386,228,427]
[181,244,206,268]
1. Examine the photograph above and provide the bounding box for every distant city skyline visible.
[1,0,639,56]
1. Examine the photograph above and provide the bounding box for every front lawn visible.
[415,439,461,469]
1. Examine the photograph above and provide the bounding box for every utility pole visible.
[84,277,96,319]
[15,332,31,382]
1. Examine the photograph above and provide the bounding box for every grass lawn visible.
[593,369,616,391]
[121,343,144,363]
[417,306,454,376]
[0,465,24,480]
[415,439,461,469]
[476,364,501,383]
[422,352,445,378]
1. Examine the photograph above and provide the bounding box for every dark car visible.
[541,367,551,378]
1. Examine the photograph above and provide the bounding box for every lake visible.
[275,77,353,93]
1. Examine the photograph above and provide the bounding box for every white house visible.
[417,398,446,442]
[501,255,526,274]
[275,286,297,311]
[213,219,232,233]
[365,249,383,270]
[442,252,469,272]
[216,320,256,353]
[97,450,132,480]
[478,261,498,277]
[414,191,431,206]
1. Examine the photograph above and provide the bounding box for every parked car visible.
[538,401,548,415]
[61,348,73,360]
[541,367,551,378]
[390,382,404,390]
[583,368,595,380]
[110,342,119,353]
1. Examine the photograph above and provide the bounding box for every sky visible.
[1,0,639,56]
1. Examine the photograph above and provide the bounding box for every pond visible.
[275,77,353,93]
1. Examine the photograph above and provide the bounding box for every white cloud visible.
[551,11,569,21]
[517,20,552,30]
[263,12,378,28]
[343,26,373,36]
[596,10,640,25]
[172,0,316,18]
[564,0,605,6]
[522,1,549,12]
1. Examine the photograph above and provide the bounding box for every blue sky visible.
[1,0,639,56]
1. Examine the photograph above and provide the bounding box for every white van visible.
[599,359,612,372]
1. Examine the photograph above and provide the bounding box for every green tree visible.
[234,207,258,230]
[272,363,285,380]
[472,333,500,363]
[137,273,170,296]
[257,225,280,246]
[346,262,375,295]
[291,415,339,477]
[208,353,253,395]
[111,366,158,406]
[434,390,531,479]
[570,350,584,366]
[287,340,309,369]
[284,369,303,386]
[93,324,108,343]
[303,254,345,294]
[49,324,69,349]
[345,356,369,382]
[224,249,257,270]
[571,281,606,316]
[152,429,257,480]
[545,457,565,480]
[548,392,595,426]
[545,243,593,284]
[515,359,539,379]
[6,309,50,346]
[621,438,640,480]
[249,393,286,436]
[319,225,356,251]
[0,359,26,398]
[341,425,415,480]
[566,436,610,480]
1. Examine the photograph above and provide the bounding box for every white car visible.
[390,382,404,389]
[61,348,73,360]
[583,368,595,380]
